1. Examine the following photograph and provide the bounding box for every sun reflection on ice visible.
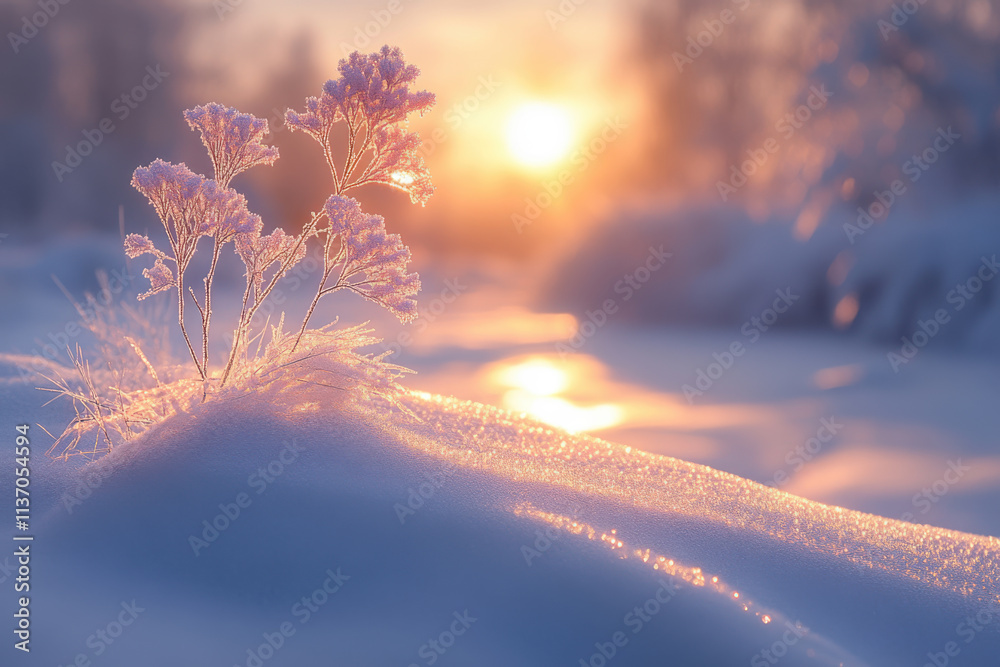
[491,356,623,433]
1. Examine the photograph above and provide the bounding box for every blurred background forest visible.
[3,0,999,346]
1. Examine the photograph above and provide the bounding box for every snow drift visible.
[3,367,998,667]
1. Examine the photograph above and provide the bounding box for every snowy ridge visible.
[5,381,999,665]
[395,391,1000,604]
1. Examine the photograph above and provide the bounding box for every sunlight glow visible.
[496,358,568,396]
[506,102,574,168]
[490,356,623,432]
[503,391,623,433]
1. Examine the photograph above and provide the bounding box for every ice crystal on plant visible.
[198,184,261,240]
[365,125,433,205]
[285,45,435,204]
[124,233,164,259]
[46,45,437,458]
[139,259,175,300]
[326,46,434,127]
[183,103,279,187]
[236,225,308,297]
[324,195,420,322]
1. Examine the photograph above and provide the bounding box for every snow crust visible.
[3,375,998,666]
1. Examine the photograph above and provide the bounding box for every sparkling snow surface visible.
[4,373,998,666]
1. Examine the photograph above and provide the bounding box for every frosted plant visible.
[291,195,419,351]
[129,159,261,379]
[122,45,430,388]
[183,103,279,189]
[284,45,434,204]
[220,44,433,378]
[43,46,432,458]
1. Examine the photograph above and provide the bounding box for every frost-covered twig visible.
[284,46,431,351]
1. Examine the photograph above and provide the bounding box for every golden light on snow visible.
[506,102,574,168]
[497,358,569,396]
[514,504,782,627]
[390,171,415,185]
[399,391,1000,605]
[503,393,623,433]
[491,356,623,433]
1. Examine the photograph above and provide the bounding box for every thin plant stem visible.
[201,237,222,373]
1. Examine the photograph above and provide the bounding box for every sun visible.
[505,102,574,168]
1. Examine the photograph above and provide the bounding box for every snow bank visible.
[3,374,998,666]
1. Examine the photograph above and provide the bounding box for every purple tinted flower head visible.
[324,195,420,322]
[285,93,343,142]
[138,259,175,301]
[324,46,435,128]
[132,160,211,257]
[183,103,279,187]
[132,159,262,255]
[367,126,434,205]
[235,225,307,290]
[123,233,162,259]
[131,159,199,226]
[285,46,435,203]
[198,181,262,241]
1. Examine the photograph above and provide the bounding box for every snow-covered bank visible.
[3,374,997,666]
